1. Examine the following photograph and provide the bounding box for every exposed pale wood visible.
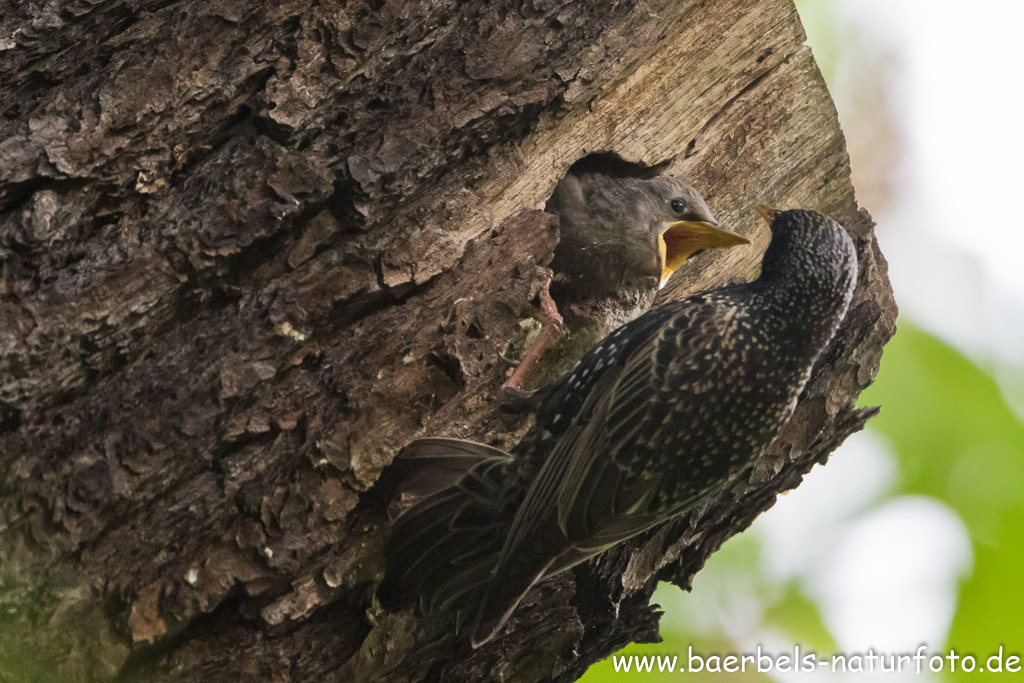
[0,0,895,680]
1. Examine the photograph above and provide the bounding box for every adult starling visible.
[381,207,858,647]
[502,152,749,392]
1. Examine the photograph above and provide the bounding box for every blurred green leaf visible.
[861,324,1024,680]
[761,582,836,653]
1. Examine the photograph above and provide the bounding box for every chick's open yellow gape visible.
[659,219,750,286]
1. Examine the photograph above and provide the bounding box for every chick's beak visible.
[659,219,750,285]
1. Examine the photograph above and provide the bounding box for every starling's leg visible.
[501,273,564,394]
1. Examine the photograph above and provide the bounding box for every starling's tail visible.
[381,437,512,518]
[470,551,553,648]
[378,438,515,620]
[468,500,593,647]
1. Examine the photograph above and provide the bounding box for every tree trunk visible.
[0,0,896,680]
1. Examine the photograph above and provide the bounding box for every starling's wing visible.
[501,364,623,557]
[470,305,680,646]
[469,379,620,646]
[605,299,736,471]
[556,297,737,546]
[530,303,685,442]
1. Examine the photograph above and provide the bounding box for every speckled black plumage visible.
[380,208,858,647]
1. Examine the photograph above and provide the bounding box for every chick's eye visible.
[670,199,687,214]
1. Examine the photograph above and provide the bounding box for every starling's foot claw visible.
[498,386,540,413]
[497,350,520,367]
[500,373,526,392]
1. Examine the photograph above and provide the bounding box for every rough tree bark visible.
[0,0,896,680]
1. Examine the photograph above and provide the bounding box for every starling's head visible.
[644,177,750,287]
[756,206,858,305]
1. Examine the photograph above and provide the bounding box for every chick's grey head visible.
[547,172,748,304]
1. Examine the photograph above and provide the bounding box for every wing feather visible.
[605,301,736,471]
[556,297,738,548]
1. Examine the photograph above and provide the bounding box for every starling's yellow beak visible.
[756,205,782,225]
[659,220,750,285]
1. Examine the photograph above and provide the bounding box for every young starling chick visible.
[381,207,858,647]
[503,153,749,392]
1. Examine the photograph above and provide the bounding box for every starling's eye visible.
[670,199,687,214]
